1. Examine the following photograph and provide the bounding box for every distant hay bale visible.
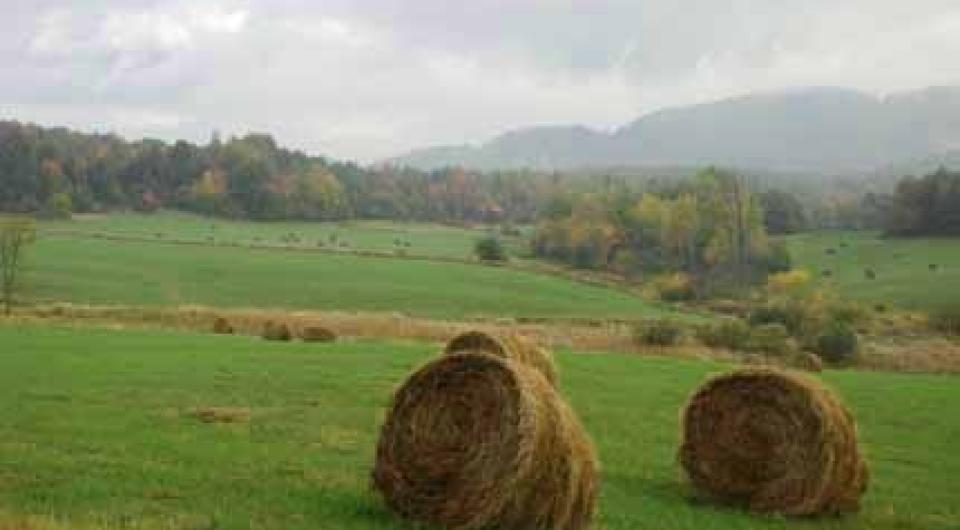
[262,321,292,341]
[679,369,868,516]
[212,317,234,335]
[372,353,599,530]
[793,352,824,373]
[443,330,558,385]
[189,406,250,424]
[301,325,337,343]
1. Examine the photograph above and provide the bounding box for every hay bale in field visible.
[212,316,234,335]
[262,321,292,341]
[372,353,599,530]
[443,330,558,385]
[189,406,250,424]
[679,368,868,516]
[301,325,337,343]
[793,352,824,373]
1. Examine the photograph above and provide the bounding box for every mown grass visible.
[1,324,958,530]
[786,231,960,311]
[23,235,676,320]
[41,212,524,259]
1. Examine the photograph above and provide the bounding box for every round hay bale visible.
[262,321,292,342]
[793,352,824,373]
[373,353,599,530]
[443,330,558,385]
[679,369,868,516]
[212,317,234,335]
[301,325,337,343]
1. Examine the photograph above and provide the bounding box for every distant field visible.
[1,324,957,530]
[42,212,526,259]
[24,234,674,319]
[786,231,960,311]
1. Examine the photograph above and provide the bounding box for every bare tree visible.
[0,218,36,316]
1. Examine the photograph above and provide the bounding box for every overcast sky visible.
[3,1,960,161]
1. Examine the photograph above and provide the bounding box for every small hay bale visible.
[793,352,824,373]
[301,325,337,343]
[443,330,558,385]
[212,316,234,335]
[679,369,868,516]
[262,321,292,341]
[189,406,250,424]
[372,353,599,530]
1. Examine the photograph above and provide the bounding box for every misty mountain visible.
[392,86,960,174]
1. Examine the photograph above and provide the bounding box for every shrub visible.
[474,236,508,262]
[766,270,811,295]
[749,304,792,328]
[762,240,793,273]
[813,322,858,364]
[930,306,960,336]
[698,318,751,351]
[633,319,685,346]
[864,268,877,280]
[653,272,696,302]
[745,323,792,356]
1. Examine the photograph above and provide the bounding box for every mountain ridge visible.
[390,86,960,174]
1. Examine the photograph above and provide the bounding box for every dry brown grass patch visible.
[372,353,599,530]
[300,325,337,343]
[679,368,868,516]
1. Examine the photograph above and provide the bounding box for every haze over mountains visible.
[392,86,960,175]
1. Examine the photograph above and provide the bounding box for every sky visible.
[3,0,960,162]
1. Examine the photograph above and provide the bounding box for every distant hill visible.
[392,86,960,174]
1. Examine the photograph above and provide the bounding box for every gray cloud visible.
[2,0,960,161]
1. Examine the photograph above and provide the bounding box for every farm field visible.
[786,231,960,311]
[0,324,957,530]
[41,212,526,260]
[23,234,675,320]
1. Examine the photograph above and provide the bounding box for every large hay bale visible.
[212,316,234,335]
[262,321,292,341]
[679,369,868,516]
[443,330,558,385]
[373,353,599,530]
[301,325,337,343]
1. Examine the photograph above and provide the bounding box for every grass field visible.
[23,235,675,320]
[0,324,957,530]
[786,231,960,311]
[41,212,525,260]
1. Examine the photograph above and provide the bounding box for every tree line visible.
[0,121,556,223]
